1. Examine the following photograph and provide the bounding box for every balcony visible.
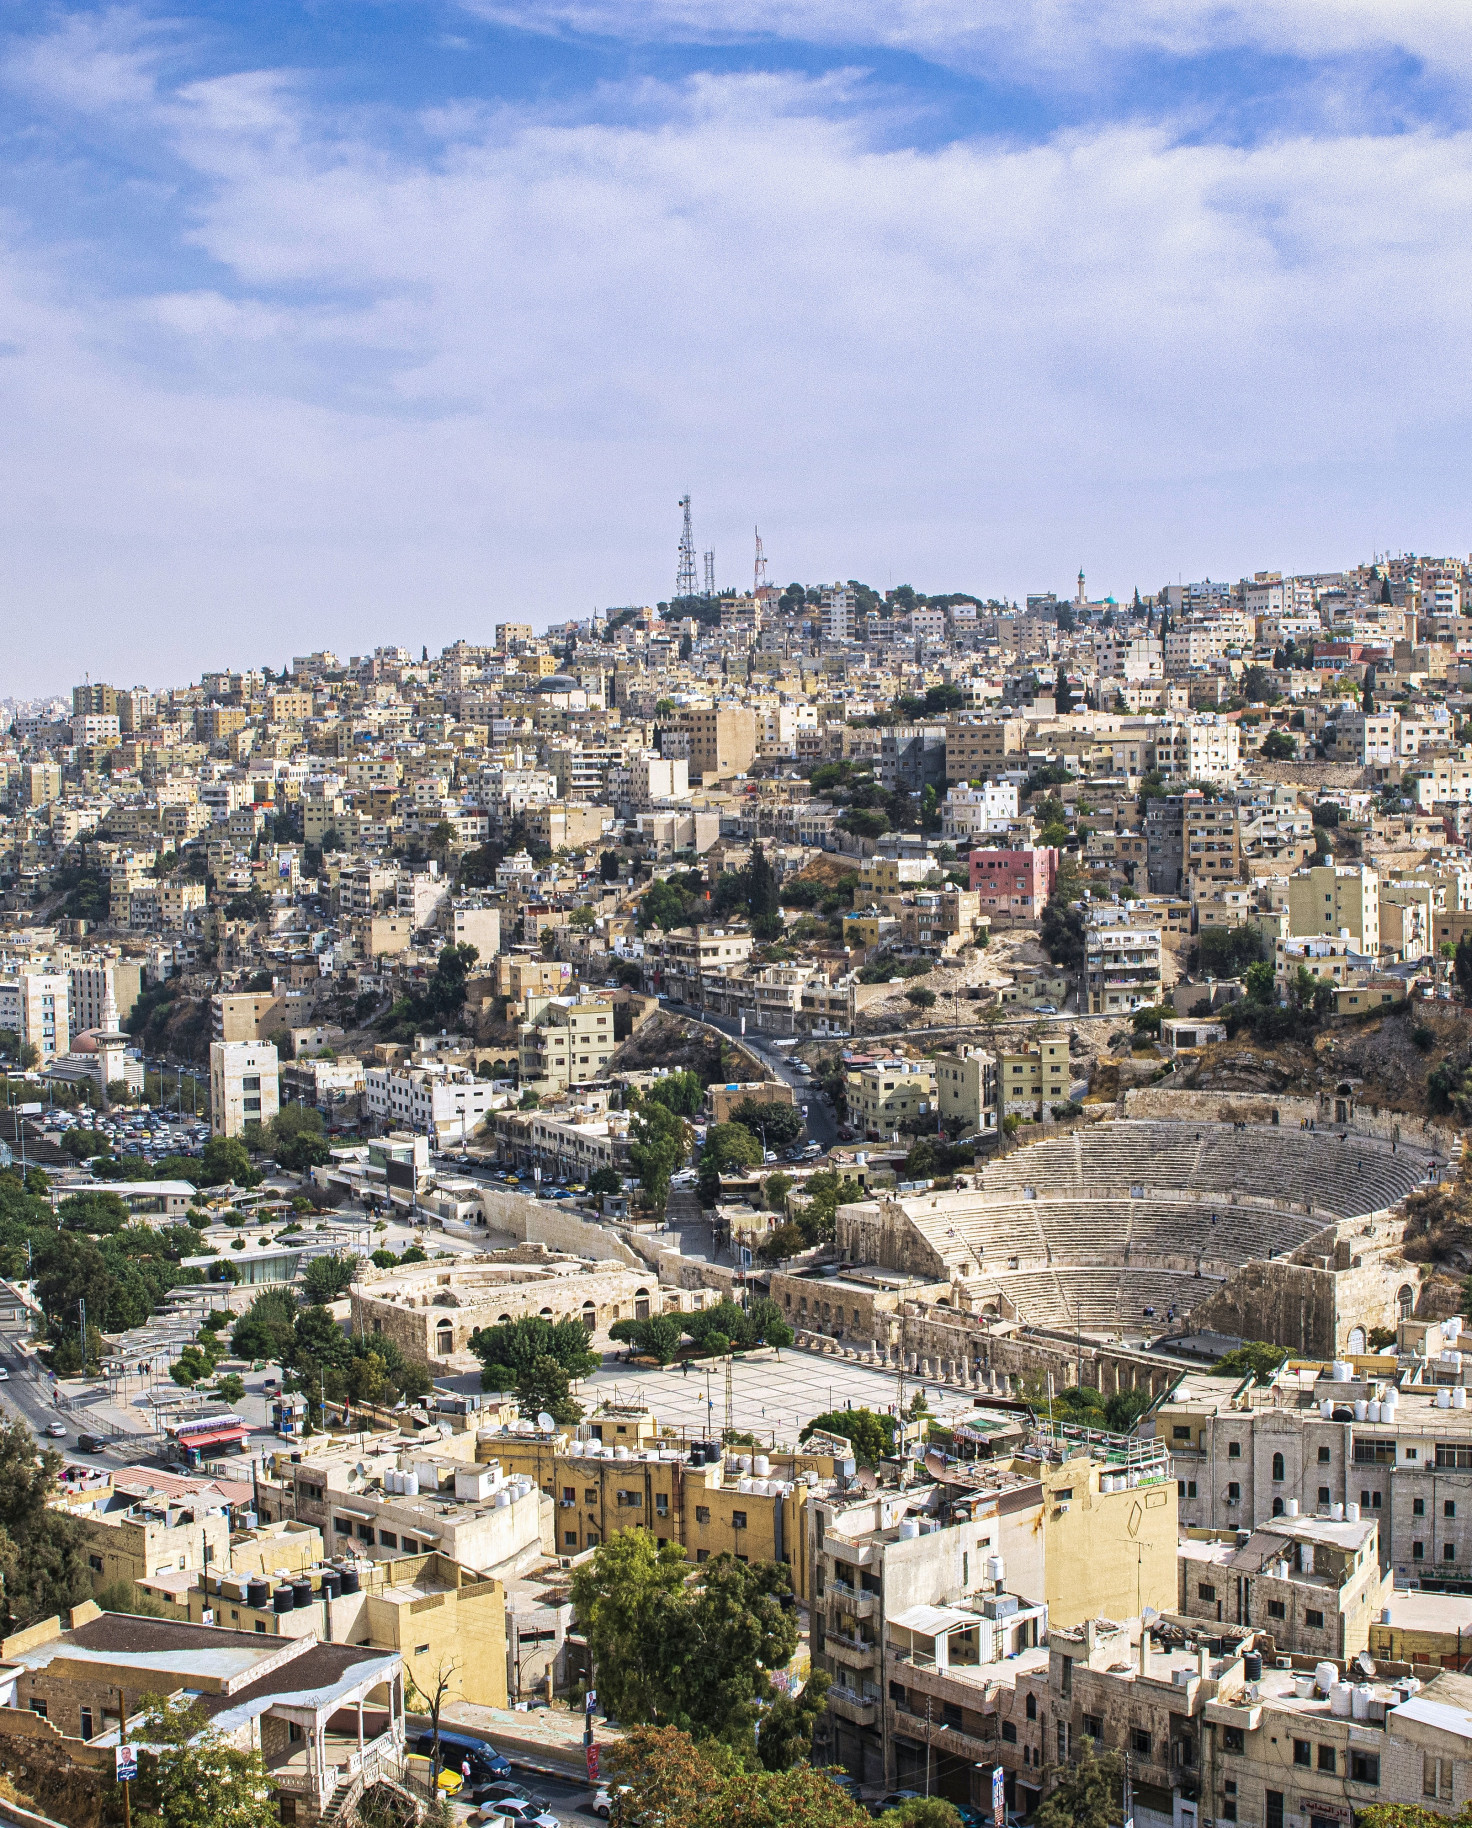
[827,1686,880,1728]
[827,1584,877,1619]
[267,1728,403,1806]
[891,1703,994,1762]
[825,1632,880,1671]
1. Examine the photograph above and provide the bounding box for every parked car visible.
[471,1782,547,1810]
[480,1803,558,1828]
[412,1730,511,1783]
[591,1785,631,1819]
[0,1366,9,1381]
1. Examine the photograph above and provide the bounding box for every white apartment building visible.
[0,969,70,1061]
[364,1064,495,1143]
[940,782,1019,841]
[209,1040,280,1138]
[1152,718,1241,783]
[822,584,853,643]
[629,753,689,807]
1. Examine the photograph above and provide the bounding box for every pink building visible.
[968,846,1059,922]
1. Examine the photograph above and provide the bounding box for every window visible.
[1294,1741,1311,1768]
[1226,1481,1240,1503]
[562,1487,575,1503]
[1222,1727,1244,1755]
[79,1709,93,1740]
[585,1490,598,1504]
[1060,1658,1072,1698]
[1350,1752,1380,1786]
[1318,1445,1331,1463]
[357,1523,373,1541]
[1267,1600,1286,1620]
[1198,1584,1217,1602]
[696,1506,710,1524]
[1318,1746,1336,1774]
[1082,1714,1102,1739]
[1305,1609,1324,1629]
[1266,1790,1284,1828]
[1025,1694,1037,1722]
[1001,1722,1017,1744]
[256,1619,267,1632]
[1436,1442,1472,1468]
[415,1644,430,1656]
[695,1548,709,1563]
[1414,1497,1426,1516]
[27,1701,47,1720]
[1425,1755,1455,1800]
[378,1530,397,1548]
[615,1490,642,1508]
[655,1495,669,1517]
[1058,1723,1069,1761]
[1272,1452,1285,1481]
[1133,1729,1152,1756]
[1318,1486,1332,1505]
[1354,1441,1396,1464]
[88,1554,103,1573]
[401,1538,417,1555]
[731,1511,747,1529]
[1173,1426,1192,1441]
[1446,1543,1459,1562]
[1414,1541,1425,1560]
[1228,1441,1241,1458]
[1448,1500,1459,1518]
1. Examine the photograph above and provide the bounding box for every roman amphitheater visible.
[794,1094,1460,1392]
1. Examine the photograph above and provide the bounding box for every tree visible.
[0,1416,91,1630]
[1244,959,1277,1005]
[1214,1340,1289,1384]
[1456,933,1472,1002]
[610,1314,685,1364]
[800,1407,896,1466]
[231,1288,297,1362]
[1197,925,1264,977]
[1034,1742,1124,1828]
[629,1098,692,1213]
[747,844,781,939]
[587,1166,622,1197]
[468,1314,600,1391]
[517,1352,583,1424]
[645,1069,705,1119]
[268,1102,331,1171]
[197,1136,259,1188]
[640,879,698,932]
[727,1099,804,1153]
[878,1802,962,1828]
[300,1251,362,1305]
[608,1726,867,1828]
[905,984,936,1011]
[570,1533,692,1727]
[215,1373,245,1404]
[1262,729,1296,760]
[600,849,622,883]
[1054,661,1074,715]
[404,1657,464,1789]
[697,1122,762,1202]
[129,1695,282,1828]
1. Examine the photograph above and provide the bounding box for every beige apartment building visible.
[1287,863,1381,951]
[667,707,758,779]
[209,1039,280,1137]
[518,997,616,1090]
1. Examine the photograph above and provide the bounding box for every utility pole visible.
[724,1352,733,1442]
[676,497,697,603]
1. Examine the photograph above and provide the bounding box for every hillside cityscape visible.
[0,542,1469,1828]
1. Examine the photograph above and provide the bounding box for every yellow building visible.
[1287,863,1380,951]
[518,997,616,1091]
[1016,1446,1178,1628]
[845,1058,937,1141]
[998,1029,1071,1117]
[477,1406,836,1603]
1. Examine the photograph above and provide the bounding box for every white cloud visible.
[1,28,1471,689]
[453,0,1472,86]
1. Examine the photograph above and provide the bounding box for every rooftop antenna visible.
[676,496,697,602]
[754,527,767,595]
[704,550,715,596]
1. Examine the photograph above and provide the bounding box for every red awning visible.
[176,1426,250,1450]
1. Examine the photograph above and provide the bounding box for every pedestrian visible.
[461,1759,471,1789]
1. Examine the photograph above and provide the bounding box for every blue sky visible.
[2,1,1471,691]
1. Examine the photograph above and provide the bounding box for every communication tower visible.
[704,550,715,596]
[676,496,697,601]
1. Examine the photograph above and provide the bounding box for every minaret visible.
[1077,569,1086,607]
[95,980,129,1099]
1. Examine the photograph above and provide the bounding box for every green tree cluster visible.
[629,1097,692,1212]
[129,1694,283,1828]
[0,1416,92,1630]
[799,1406,896,1465]
[572,1537,824,1764]
[381,943,480,1036]
[1213,1340,1289,1384]
[467,1313,599,1406]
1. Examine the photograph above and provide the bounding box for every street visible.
[659,998,839,1149]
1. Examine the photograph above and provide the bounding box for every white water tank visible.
[1330,1682,1353,1718]
[1438,1388,1452,1409]
[1346,1502,1360,1522]
[494,1491,510,1509]
[899,1517,920,1539]
[754,1455,771,1476]
[384,1469,400,1494]
[403,1471,420,1497]
[1320,1400,1334,1419]
[1351,1684,1373,1721]
[1447,1351,1465,1369]
[1286,1498,1299,1518]
[1332,1360,1351,1381]
[1353,1401,1368,1422]
[986,1554,1005,1586]
[738,1477,754,1494]
[614,1443,629,1459]
[1314,1661,1338,1695]
[1294,1674,1315,1698]
[1332,1503,1345,1520]
[1455,1388,1468,1410]
[1366,1401,1381,1423]
[735,1455,751,1474]
[1448,1317,1464,1339]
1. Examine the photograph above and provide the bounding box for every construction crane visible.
[676,496,697,602]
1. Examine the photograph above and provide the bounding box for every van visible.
[76,1434,105,1454]
[413,1730,512,1781]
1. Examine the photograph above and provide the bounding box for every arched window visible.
[1399,1284,1415,1320]
[582,1301,597,1331]
[1272,1497,1284,1517]
[1272,1452,1285,1482]
[435,1320,454,1356]
[1346,1326,1366,1354]
[1025,1694,1036,1721]
[539,1306,554,1318]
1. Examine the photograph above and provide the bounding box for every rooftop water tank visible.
[1454,1388,1468,1410]
[899,1518,920,1539]
[1244,1653,1262,1682]
[246,1578,270,1610]
[1353,1401,1368,1422]
[1330,1682,1353,1718]
[1332,1360,1351,1381]
[1314,1662,1338,1695]
[1366,1401,1381,1423]
[1438,1388,1452,1409]
[1320,1400,1334,1419]
[292,1578,314,1610]
[321,1569,342,1600]
[339,1566,361,1596]
[754,1455,771,1477]
[614,1444,629,1460]
[1332,1503,1345,1520]
[1346,1502,1361,1522]
[986,1554,1005,1586]
[273,1585,294,1614]
[1286,1499,1299,1518]
[1352,1684,1373,1721]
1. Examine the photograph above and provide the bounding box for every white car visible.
[0,1367,9,1380]
[592,1787,631,1820]
[668,1170,697,1188]
[481,1804,559,1828]
[45,1422,67,1438]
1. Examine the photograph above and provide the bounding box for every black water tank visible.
[292,1578,314,1609]
[339,1566,361,1596]
[273,1585,294,1614]
[321,1569,342,1600]
[1244,1652,1263,1682]
[246,1578,270,1610]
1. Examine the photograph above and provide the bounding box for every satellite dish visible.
[1142,1606,1159,1626]
[856,1466,878,1492]
[537,1412,555,1432]
[924,1448,948,1479]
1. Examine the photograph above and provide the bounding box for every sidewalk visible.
[436,1702,622,1782]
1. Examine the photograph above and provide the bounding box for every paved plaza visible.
[579,1343,984,1451]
